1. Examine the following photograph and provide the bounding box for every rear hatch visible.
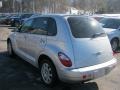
[67,16,114,68]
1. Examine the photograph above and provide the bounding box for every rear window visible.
[68,17,105,38]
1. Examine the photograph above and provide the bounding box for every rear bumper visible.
[58,58,117,83]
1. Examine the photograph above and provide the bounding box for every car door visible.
[15,19,33,57]
[25,17,48,62]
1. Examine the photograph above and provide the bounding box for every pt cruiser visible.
[7,15,117,86]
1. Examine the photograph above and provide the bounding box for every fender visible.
[36,44,75,69]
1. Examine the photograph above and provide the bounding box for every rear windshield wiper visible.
[92,33,106,38]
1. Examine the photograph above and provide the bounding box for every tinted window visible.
[20,19,33,33]
[68,17,105,38]
[30,17,48,35]
[47,18,57,36]
[100,18,120,29]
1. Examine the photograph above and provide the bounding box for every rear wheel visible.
[111,38,119,51]
[39,59,58,87]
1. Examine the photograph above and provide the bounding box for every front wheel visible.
[39,59,58,87]
[7,40,14,57]
[111,39,119,51]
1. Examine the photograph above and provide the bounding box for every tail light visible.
[58,52,72,67]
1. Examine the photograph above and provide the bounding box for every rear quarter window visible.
[47,18,57,36]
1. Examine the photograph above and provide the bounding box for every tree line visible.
[0,0,120,14]
[72,0,120,13]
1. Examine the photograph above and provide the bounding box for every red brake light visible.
[58,52,72,67]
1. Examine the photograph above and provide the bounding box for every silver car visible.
[7,15,117,86]
[100,17,120,51]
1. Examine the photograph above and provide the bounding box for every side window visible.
[20,19,33,33]
[47,18,57,36]
[30,17,48,35]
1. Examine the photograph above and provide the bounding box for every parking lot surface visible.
[0,26,120,90]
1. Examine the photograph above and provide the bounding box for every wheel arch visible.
[38,54,59,78]
[38,54,52,65]
[38,54,57,70]
[111,37,119,44]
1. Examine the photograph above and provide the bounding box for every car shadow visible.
[0,51,99,90]
[56,82,99,90]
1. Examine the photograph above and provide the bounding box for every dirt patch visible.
[0,27,11,41]
[0,27,12,51]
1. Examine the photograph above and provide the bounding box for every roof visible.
[29,14,89,19]
[103,16,120,19]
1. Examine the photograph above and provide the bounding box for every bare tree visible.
[0,0,120,13]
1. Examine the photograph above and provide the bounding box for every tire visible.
[111,38,119,51]
[39,59,58,87]
[7,40,14,57]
